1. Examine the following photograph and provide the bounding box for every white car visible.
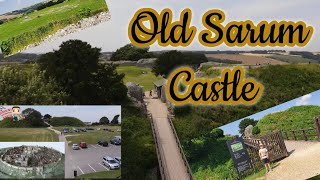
[114,157,121,166]
[72,144,80,150]
[103,156,120,169]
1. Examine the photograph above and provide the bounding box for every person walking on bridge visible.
[259,143,272,173]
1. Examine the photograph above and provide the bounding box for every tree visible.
[110,44,154,61]
[210,128,224,138]
[239,118,258,134]
[43,114,52,120]
[252,126,261,135]
[23,108,44,127]
[38,40,128,104]
[99,116,109,124]
[111,115,120,124]
[152,50,208,77]
[0,65,66,105]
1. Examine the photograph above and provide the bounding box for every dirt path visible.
[265,141,320,180]
[145,93,190,180]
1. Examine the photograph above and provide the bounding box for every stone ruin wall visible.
[0,147,64,178]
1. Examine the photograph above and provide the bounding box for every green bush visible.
[252,126,261,135]
[78,8,92,18]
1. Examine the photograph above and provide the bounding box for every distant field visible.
[0,0,108,56]
[0,128,59,142]
[206,54,287,65]
[117,65,162,91]
[269,54,318,64]
[53,125,121,145]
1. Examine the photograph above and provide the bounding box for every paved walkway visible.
[47,125,74,178]
[265,140,320,180]
[145,93,190,180]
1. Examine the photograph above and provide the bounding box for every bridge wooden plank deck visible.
[146,95,190,180]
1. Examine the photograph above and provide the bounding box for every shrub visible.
[78,8,92,18]
[252,126,261,135]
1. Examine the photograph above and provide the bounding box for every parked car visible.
[98,140,109,147]
[63,128,69,133]
[80,128,87,132]
[110,136,121,145]
[114,157,121,166]
[79,142,87,148]
[102,156,120,169]
[72,144,80,150]
[74,129,80,133]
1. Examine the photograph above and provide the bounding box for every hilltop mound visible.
[48,117,85,127]
[256,105,320,134]
[0,118,47,128]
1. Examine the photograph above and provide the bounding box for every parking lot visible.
[65,143,121,178]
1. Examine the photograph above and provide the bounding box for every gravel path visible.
[265,140,320,180]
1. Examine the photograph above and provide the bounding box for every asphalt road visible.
[67,144,121,177]
[47,126,121,178]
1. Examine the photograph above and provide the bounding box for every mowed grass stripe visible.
[0,128,59,142]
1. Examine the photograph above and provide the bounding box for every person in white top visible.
[259,143,272,173]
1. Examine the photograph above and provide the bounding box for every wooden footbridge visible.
[145,94,193,180]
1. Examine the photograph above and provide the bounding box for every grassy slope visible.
[117,65,162,91]
[269,54,318,64]
[175,64,320,141]
[77,170,121,179]
[0,128,58,141]
[53,125,120,145]
[256,105,320,134]
[0,0,108,41]
[121,106,158,179]
[174,64,320,179]
[48,116,85,127]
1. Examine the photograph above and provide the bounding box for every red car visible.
[79,142,87,148]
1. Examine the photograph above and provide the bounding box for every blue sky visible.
[1,105,121,123]
[13,0,319,54]
[0,0,45,15]
[220,90,320,135]
[0,142,64,153]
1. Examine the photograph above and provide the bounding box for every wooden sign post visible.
[315,117,320,141]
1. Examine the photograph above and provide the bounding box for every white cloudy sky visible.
[14,0,320,54]
[0,142,65,153]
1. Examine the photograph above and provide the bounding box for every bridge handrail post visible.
[166,109,194,180]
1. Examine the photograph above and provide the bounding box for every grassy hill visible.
[256,105,320,134]
[0,118,47,128]
[48,116,85,127]
[0,0,108,56]
[116,65,162,91]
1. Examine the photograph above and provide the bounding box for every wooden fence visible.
[282,117,320,141]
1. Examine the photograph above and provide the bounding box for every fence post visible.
[292,131,296,140]
[315,117,320,141]
[302,130,307,141]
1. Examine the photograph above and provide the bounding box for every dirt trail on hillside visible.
[263,141,320,180]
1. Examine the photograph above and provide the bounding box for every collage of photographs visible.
[0,0,320,180]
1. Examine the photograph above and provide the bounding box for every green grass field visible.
[77,170,121,179]
[53,125,121,145]
[0,128,59,142]
[0,0,108,56]
[269,54,318,64]
[117,65,162,91]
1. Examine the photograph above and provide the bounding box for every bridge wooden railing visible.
[147,112,170,180]
[243,131,288,162]
[282,128,320,141]
[167,114,194,180]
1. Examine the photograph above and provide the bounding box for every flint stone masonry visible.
[0,147,64,178]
